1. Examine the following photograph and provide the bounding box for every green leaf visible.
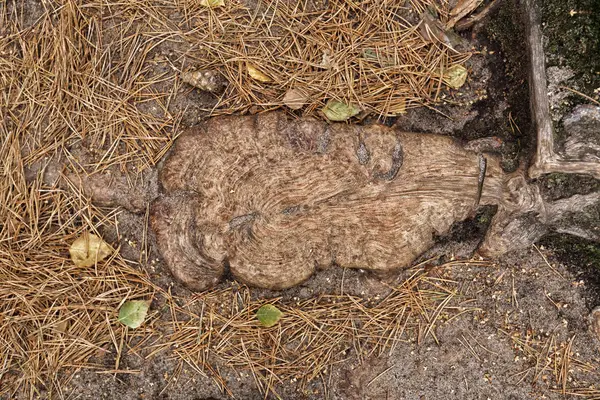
[443,64,468,89]
[118,300,150,329]
[361,49,394,67]
[322,100,361,122]
[256,304,283,328]
[362,49,377,60]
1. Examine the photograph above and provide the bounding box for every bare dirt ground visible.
[1,0,599,399]
[60,246,600,400]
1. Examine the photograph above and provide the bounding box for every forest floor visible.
[1,0,599,399]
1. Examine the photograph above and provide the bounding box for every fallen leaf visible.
[322,100,361,121]
[94,345,110,359]
[118,300,150,329]
[56,320,69,333]
[283,88,308,110]
[319,49,336,69]
[200,0,225,8]
[69,233,113,267]
[443,64,468,89]
[247,64,272,83]
[256,304,283,327]
[451,0,482,17]
[447,0,482,29]
[419,10,451,46]
[362,49,394,67]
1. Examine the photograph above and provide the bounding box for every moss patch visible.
[543,0,600,91]
[540,234,600,304]
[538,173,600,201]
[542,0,600,147]
[458,0,532,172]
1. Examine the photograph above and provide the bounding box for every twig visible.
[559,85,600,106]
[456,0,504,31]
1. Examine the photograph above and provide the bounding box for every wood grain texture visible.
[151,112,508,290]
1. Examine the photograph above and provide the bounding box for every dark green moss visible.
[484,0,528,84]
[542,0,600,147]
[540,234,600,305]
[457,0,532,172]
[538,173,600,201]
[542,0,600,91]
[440,205,497,243]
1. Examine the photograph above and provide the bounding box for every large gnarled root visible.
[150,192,225,291]
[479,174,547,256]
[479,0,600,261]
[151,112,508,290]
[42,110,597,291]
[479,176,600,257]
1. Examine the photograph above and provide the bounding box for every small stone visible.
[591,306,600,341]
[180,69,226,93]
[562,105,600,162]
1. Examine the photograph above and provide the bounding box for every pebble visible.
[592,306,600,341]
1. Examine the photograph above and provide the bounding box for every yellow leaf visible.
[247,64,272,83]
[69,232,113,267]
[443,64,468,89]
[283,88,308,110]
[200,0,224,8]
